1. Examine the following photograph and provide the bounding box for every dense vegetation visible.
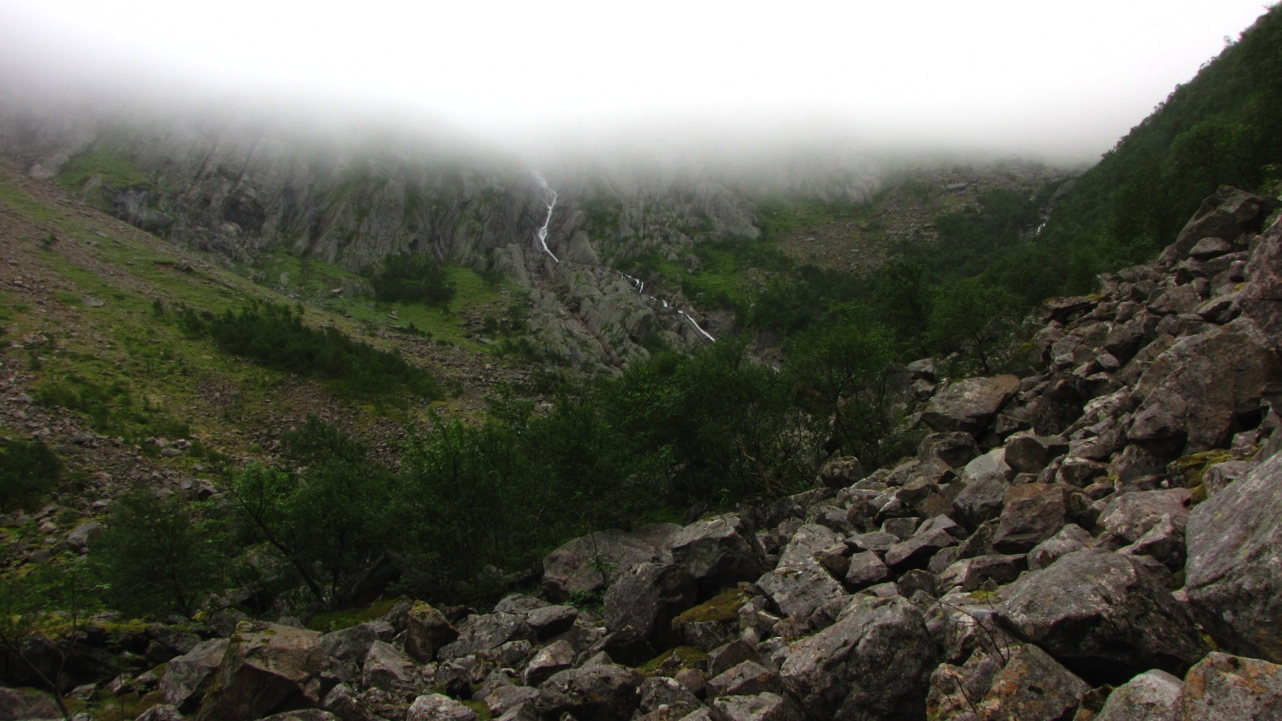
[87,323,913,610]
[1003,5,1282,294]
[369,252,456,307]
[176,302,441,400]
[0,438,61,512]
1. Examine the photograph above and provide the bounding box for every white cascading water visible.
[531,171,560,263]
[678,310,717,342]
[534,174,713,343]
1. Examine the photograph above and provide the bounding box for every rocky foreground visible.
[8,187,1282,719]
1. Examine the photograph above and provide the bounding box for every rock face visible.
[670,514,766,597]
[194,622,324,721]
[161,638,229,711]
[779,596,936,720]
[542,529,661,602]
[1095,668,1182,721]
[1185,452,1282,663]
[995,549,1207,682]
[1177,652,1282,720]
[536,663,643,721]
[920,375,1020,435]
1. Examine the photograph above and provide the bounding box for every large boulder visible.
[542,529,662,602]
[990,484,1070,554]
[405,601,459,662]
[1185,452,1282,663]
[194,622,323,721]
[604,562,697,648]
[670,514,766,598]
[995,548,1208,683]
[712,692,804,721]
[407,693,478,721]
[779,595,936,720]
[0,687,61,720]
[1126,318,1282,456]
[160,638,228,711]
[926,644,1089,721]
[1177,652,1282,720]
[1239,213,1282,349]
[536,662,643,721]
[1095,488,1190,545]
[438,612,534,661]
[757,564,847,621]
[1157,186,1277,266]
[1095,668,1182,721]
[920,375,1020,435]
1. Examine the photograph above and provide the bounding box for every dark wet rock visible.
[1003,434,1070,474]
[817,456,864,488]
[0,687,61,720]
[918,431,978,469]
[951,476,1007,532]
[995,548,1208,683]
[1028,374,1091,436]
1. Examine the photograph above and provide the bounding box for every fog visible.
[0,1,1272,168]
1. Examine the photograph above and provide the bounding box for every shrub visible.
[369,253,455,307]
[0,438,62,511]
[92,490,227,617]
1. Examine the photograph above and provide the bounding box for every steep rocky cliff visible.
[2,105,883,372]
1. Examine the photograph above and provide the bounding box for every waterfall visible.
[531,171,560,263]
[678,310,716,342]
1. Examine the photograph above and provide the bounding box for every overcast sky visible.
[0,1,1272,164]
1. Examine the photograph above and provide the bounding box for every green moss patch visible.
[307,597,402,633]
[670,588,749,632]
[637,645,708,677]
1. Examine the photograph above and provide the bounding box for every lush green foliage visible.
[0,438,61,512]
[178,302,440,400]
[228,418,395,605]
[369,252,456,307]
[92,490,227,617]
[1033,6,1282,291]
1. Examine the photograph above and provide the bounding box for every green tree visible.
[370,253,456,307]
[0,438,62,512]
[92,490,227,617]
[929,278,1020,374]
[789,307,899,465]
[230,418,394,606]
